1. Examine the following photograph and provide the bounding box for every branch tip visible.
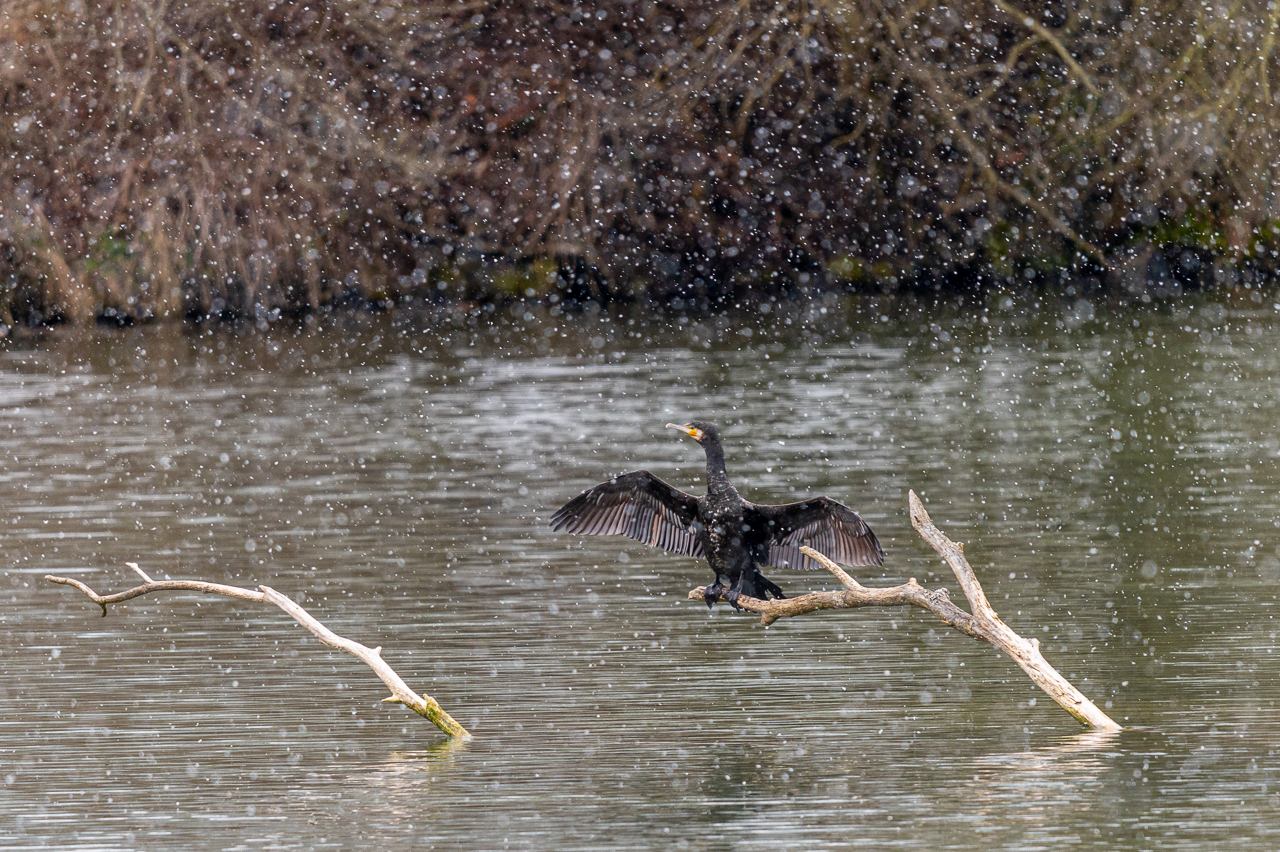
[907,489,932,530]
[125,561,154,583]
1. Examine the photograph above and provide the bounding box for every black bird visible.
[550,421,884,608]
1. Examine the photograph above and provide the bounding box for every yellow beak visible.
[666,423,703,441]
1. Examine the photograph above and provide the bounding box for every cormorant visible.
[550,421,884,608]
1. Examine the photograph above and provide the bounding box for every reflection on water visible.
[5,291,1280,849]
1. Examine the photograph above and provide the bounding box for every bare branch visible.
[46,567,470,740]
[907,492,994,618]
[125,561,155,583]
[987,0,1101,97]
[875,16,1109,268]
[689,492,1121,731]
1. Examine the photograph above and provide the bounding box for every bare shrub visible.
[2,0,1277,323]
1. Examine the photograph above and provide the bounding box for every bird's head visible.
[666,420,720,447]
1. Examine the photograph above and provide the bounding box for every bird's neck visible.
[703,442,736,497]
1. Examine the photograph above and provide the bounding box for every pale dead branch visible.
[688,491,1121,731]
[47,562,470,740]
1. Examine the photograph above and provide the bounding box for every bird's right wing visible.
[550,470,705,558]
[747,496,884,570]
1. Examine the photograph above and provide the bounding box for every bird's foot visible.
[723,588,744,610]
[704,582,726,609]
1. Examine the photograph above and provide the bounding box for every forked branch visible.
[47,562,470,740]
[689,491,1121,731]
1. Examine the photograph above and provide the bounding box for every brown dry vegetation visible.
[1,0,1278,325]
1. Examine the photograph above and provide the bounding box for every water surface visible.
[4,291,1280,849]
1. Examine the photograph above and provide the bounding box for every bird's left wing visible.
[746,496,883,570]
[550,470,705,558]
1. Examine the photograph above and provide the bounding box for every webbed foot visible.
[704,581,726,609]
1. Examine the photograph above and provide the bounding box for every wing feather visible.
[550,470,705,558]
[747,496,883,570]
[598,503,623,537]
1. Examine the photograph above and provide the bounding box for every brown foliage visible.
[2,0,1278,324]
[0,0,456,322]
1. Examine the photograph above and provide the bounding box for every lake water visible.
[4,289,1280,849]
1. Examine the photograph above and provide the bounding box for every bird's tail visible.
[740,568,785,600]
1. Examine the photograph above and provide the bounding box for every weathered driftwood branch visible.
[689,491,1121,731]
[47,562,470,740]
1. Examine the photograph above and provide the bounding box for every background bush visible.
[3,0,1278,323]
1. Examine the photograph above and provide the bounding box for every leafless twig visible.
[987,0,1101,97]
[47,562,470,740]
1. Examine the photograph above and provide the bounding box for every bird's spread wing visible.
[747,496,883,570]
[550,470,704,558]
